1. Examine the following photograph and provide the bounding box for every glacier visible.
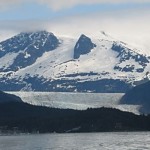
[6,92,140,114]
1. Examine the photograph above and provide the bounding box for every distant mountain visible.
[0,30,150,92]
[120,81,150,114]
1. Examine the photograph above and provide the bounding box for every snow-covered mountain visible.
[0,30,150,92]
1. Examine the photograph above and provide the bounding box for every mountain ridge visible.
[0,30,149,92]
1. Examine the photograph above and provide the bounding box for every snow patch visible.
[24,52,31,59]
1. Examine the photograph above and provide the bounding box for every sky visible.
[0,0,150,53]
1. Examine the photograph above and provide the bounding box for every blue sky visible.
[0,0,150,52]
[0,1,150,20]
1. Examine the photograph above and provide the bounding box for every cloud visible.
[0,20,48,32]
[0,1,150,54]
[62,8,150,54]
[0,0,22,11]
[37,0,150,11]
[0,0,150,11]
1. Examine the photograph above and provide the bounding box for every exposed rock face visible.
[0,31,59,71]
[74,34,96,59]
[112,43,149,73]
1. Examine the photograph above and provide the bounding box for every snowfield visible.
[6,92,140,114]
[0,31,150,92]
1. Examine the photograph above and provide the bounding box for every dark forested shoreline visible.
[0,101,150,134]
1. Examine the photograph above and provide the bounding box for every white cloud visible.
[37,0,150,11]
[0,0,22,11]
[0,2,150,54]
[0,0,150,11]
[44,8,150,53]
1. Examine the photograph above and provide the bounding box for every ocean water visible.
[7,92,140,114]
[0,132,150,150]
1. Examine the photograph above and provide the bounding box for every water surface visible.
[0,132,149,150]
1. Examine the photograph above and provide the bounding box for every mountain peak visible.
[80,34,88,39]
[17,30,54,41]
[74,34,96,59]
[0,30,59,71]
[0,30,58,54]
[19,30,53,36]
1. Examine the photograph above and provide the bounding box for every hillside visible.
[0,101,150,133]
[0,91,149,133]
[120,81,150,114]
[0,91,22,103]
[0,31,149,92]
